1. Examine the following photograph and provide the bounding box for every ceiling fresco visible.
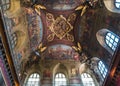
[20,0,102,61]
[2,0,120,84]
[33,0,82,10]
[45,44,79,60]
[24,7,43,50]
[20,0,94,61]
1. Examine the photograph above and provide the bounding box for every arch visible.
[79,63,89,74]
[52,63,68,86]
[81,73,95,86]
[96,29,120,55]
[104,0,120,13]
[53,63,68,78]
[24,73,40,86]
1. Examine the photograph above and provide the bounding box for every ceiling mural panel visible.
[24,7,43,50]
[40,0,82,10]
[45,44,80,60]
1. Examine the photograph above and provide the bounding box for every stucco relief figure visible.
[75,0,99,16]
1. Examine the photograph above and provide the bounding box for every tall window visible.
[81,73,95,86]
[98,61,108,78]
[105,32,119,51]
[24,73,40,86]
[115,0,120,9]
[54,73,67,86]
[0,0,10,11]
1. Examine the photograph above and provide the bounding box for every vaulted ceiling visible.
[20,0,103,61]
[2,0,120,84]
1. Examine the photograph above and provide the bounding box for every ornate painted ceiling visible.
[3,0,120,83]
[20,0,101,61]
[21,0,82,60]
[1,0,108,81]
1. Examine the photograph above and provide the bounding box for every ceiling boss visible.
[46,13,76,42]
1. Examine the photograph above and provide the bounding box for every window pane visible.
[55,73,67,86]
[24,73,40,86]
[115,0,120,8]
[98,61,108,79]
[111,35,115,39]
[105,32,119,51]
[6,0,10,3]
[81,73,95,86]
[116,0,120,2]
[1,0,10,11]
[115,3,120,8]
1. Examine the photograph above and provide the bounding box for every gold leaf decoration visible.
[75,5,88,16]
[67,34,74,42]
[34,4,46,10]
[72,42,82,52]
[81,5,88,16]
[75,6,84,11]
[49,15,73,40]
[77,42,82,51]
[34,4,46,16]
[67,13,76,22]
[46,13,54,21]
[38,43,47,53]
[47,34,55,42]
[38,42,43,49]
[40,47,47,52]
[72,46,78,51]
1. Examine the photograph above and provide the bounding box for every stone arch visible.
[104,0,120,13]
[24,72,41,86]
[81,73,96,86]
[96,29,114,55]
[52,63,69,85]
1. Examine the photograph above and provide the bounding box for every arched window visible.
[98,61,108,78]
[54,73,67,86]
[115,0,120,9]
[24,73,40,86]
[105,32,119,51]
[96,29,120,55]
[81,73,95,86]
[0,0,10,11]
[104,0,120,13]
